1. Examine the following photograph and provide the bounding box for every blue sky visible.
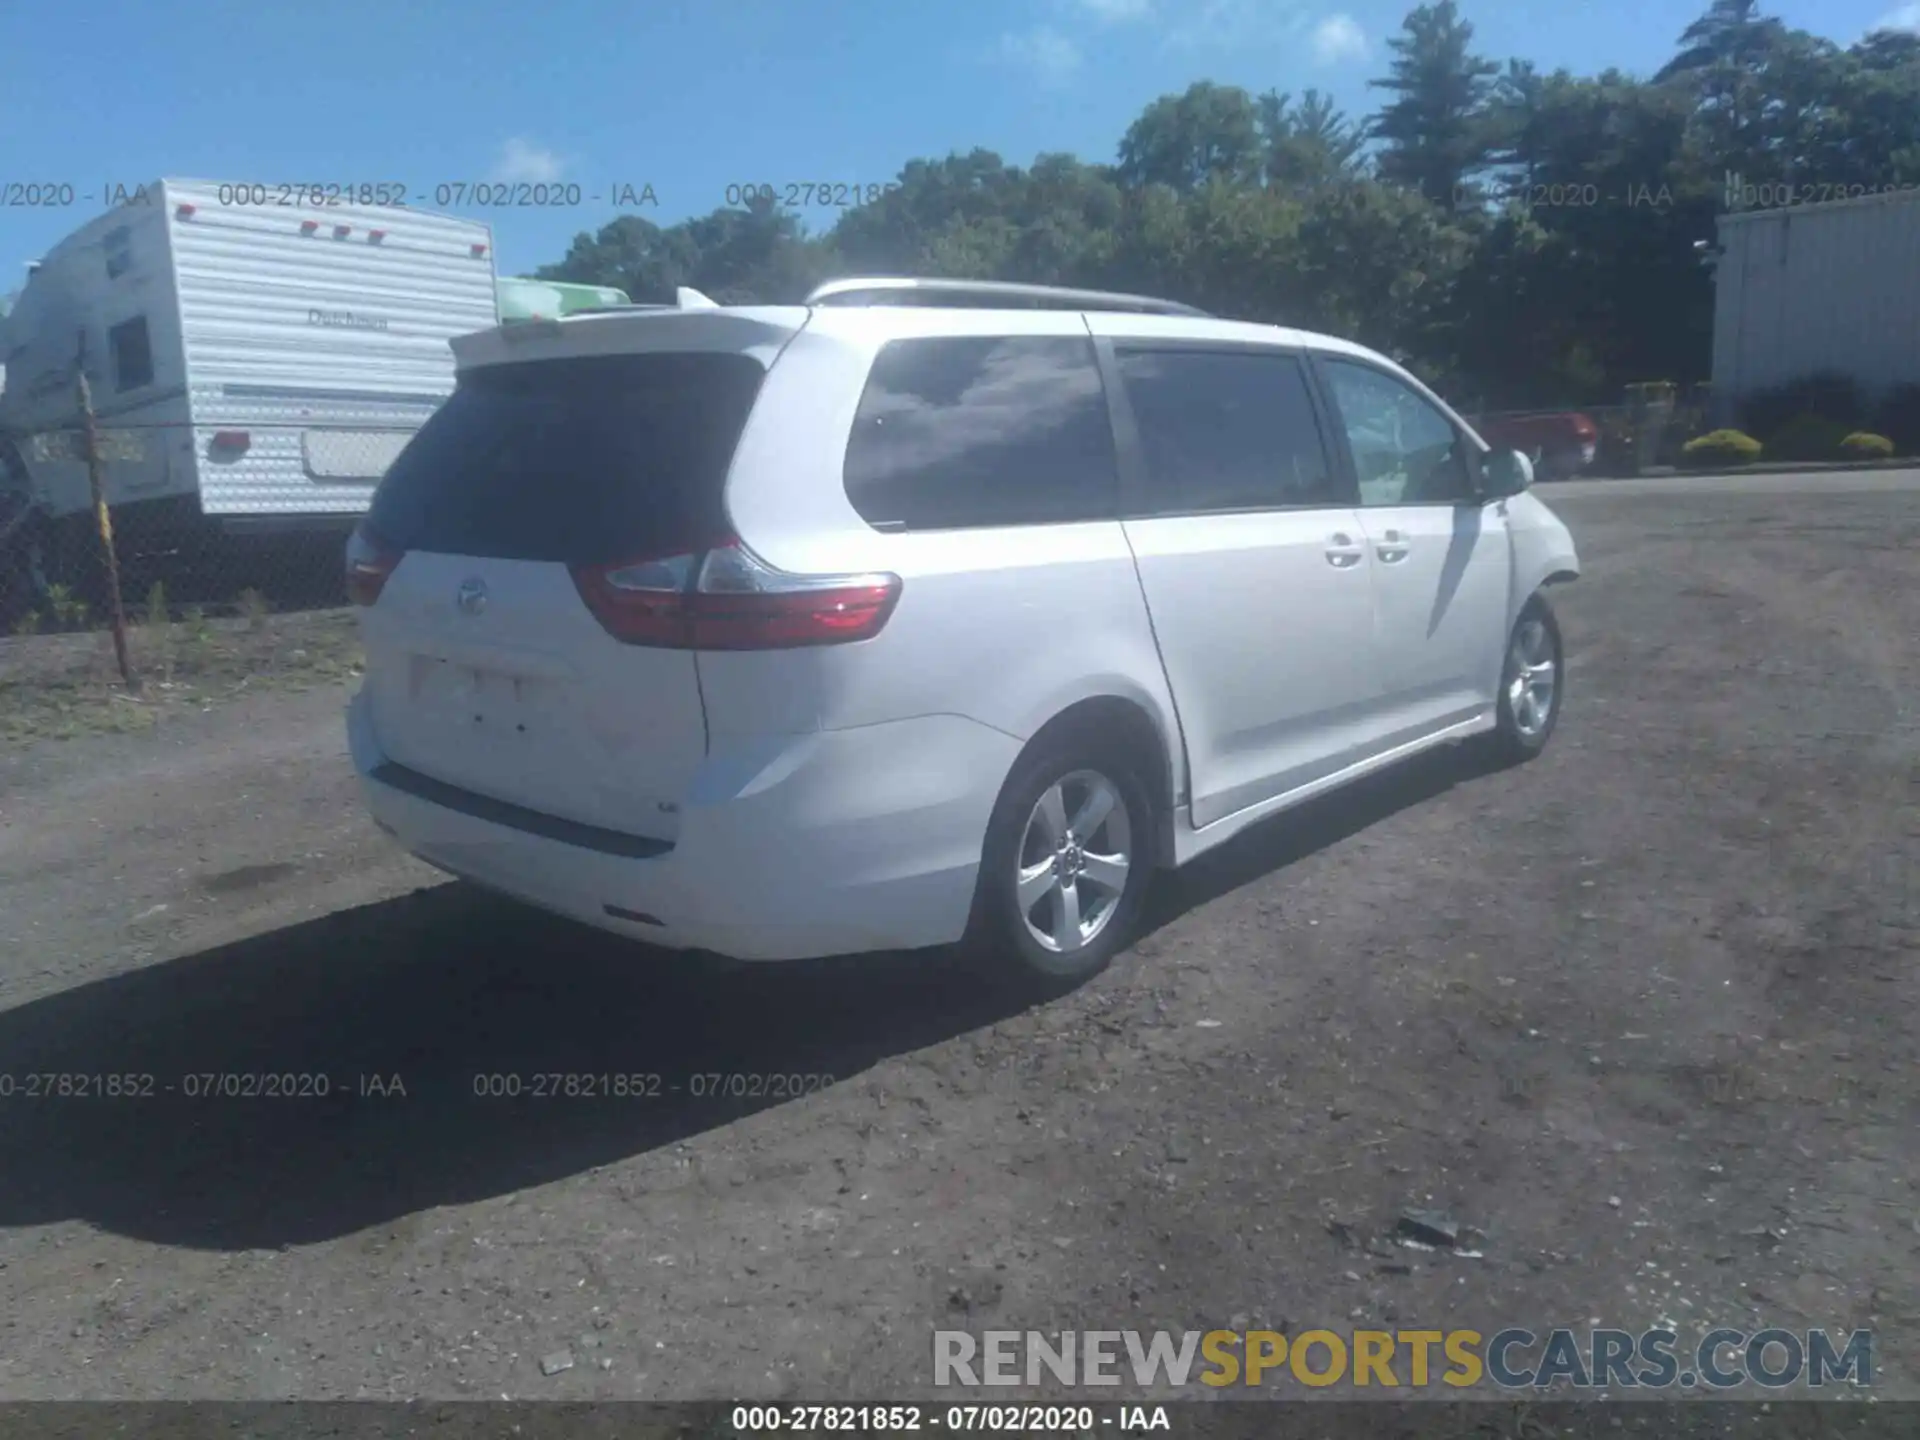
[2,0,1915,284]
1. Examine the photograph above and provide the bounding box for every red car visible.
[1474,412,1599,481]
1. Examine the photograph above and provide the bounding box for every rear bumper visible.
[347,688,1016,961]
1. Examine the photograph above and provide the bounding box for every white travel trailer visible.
[0,179,497,609]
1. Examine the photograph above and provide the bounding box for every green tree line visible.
[535,0,1920,410]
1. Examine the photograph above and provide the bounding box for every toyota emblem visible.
[456,578,488,615]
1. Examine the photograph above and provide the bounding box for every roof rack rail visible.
[805,277,1209,318]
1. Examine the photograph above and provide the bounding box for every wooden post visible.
[75,335,137,691]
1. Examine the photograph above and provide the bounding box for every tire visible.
[1483,593,1564,766]
[965,735,1157,996]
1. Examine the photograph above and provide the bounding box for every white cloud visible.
[1310,12,1368,64]
[998,26,1083,83]
[1072,0,1153,20]
[1164,0,1307,51]
[489,138,566,185]
[1871,2,1920,28]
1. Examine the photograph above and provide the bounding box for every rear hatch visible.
[354,346,771,843]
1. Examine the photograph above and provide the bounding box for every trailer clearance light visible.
[300,220,320,234]
[210,431,251,454]
[175,203,196,219]
[368,229,387,243]
[333,225,352,239]
[471,243,489,258]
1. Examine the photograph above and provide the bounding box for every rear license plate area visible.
[411,656,538,736]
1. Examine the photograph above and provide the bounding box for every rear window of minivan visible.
[368,352,765,565]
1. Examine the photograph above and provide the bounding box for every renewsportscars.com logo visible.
[934,1328,1873,1391]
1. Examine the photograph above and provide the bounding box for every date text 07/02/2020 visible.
[730,1405,1172,1432]
[206,181,660,209]
[0,1072,406,1099]
[468,1072,836,1100]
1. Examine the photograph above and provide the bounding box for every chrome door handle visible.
[1375,529,1410,564]
[1325,533,1364,569]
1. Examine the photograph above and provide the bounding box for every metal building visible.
[1709,186,1920,420]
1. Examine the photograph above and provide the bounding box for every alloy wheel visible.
[1507,618,1557,740]
[1014,769,1133,954]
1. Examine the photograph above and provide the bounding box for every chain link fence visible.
[1,421,413,639]
[0,389,1734,641]
[1,421,389,736]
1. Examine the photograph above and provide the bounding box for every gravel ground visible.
[0,472,1914,1409]
[0,607,360,743]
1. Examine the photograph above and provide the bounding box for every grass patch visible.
[0,607,363,743]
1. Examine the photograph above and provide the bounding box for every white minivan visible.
[345,278,1579,988]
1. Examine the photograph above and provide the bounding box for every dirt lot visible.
[0,472,1914,1409]
[0,603,361,743]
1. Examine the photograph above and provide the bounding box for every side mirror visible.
[1481,448,1533,499]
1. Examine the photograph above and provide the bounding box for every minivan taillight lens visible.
[345,523,403,607]
[568,549,702,647]
[570,538,901,650]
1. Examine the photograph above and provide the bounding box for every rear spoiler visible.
[453,290,801,370]
[496,285,722,330]
[565,288,722,319]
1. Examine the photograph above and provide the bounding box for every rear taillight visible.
[345,523,404,607]
[570,538,900,650]
[568,549,702,646]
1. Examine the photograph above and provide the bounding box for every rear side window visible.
[842,336,1118,531]
[368,352,764,564]
[1115,348,1342,514]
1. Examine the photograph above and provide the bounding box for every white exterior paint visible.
[350,295,1581,964]
[1710,188,1920,418]
[0,179,496,522]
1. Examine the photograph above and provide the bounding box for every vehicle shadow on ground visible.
[1138,740,1501,937]
[0,742,1501,1252]
[0,889,1023,1251]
